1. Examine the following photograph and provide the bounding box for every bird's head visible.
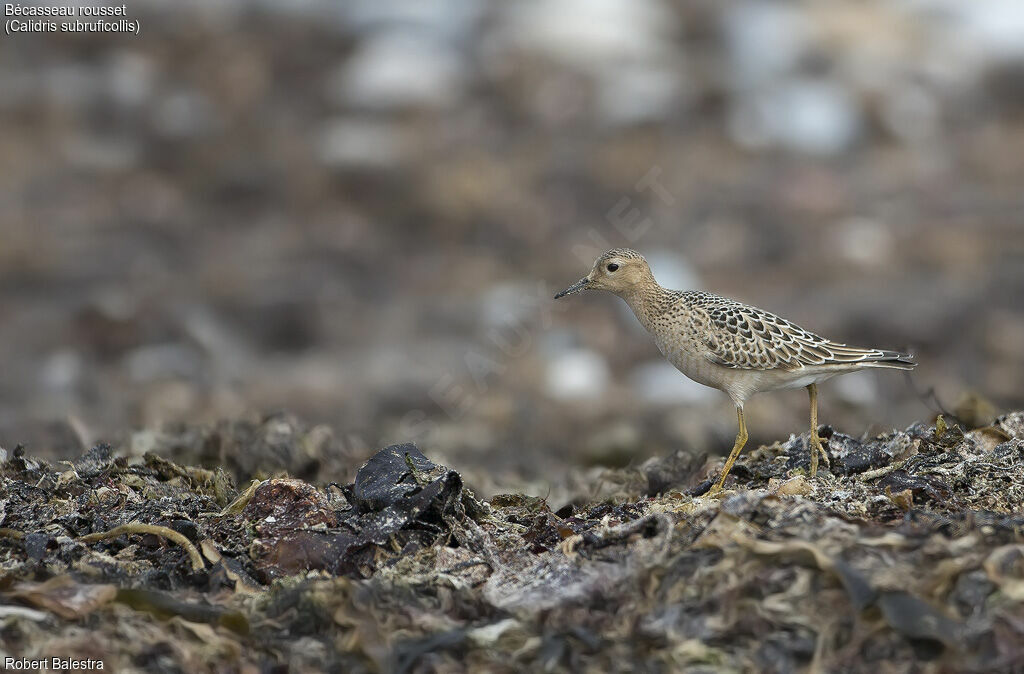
[554,248,652,299]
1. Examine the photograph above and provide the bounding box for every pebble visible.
[544,348,610,401]
[330,30,466,110]
[629,361,716,405]
[317,118,405,169]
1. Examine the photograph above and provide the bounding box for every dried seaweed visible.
[1,413,1023,671]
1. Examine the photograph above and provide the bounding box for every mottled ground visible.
[2,411,1022,672]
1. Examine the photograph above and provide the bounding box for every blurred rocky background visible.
[1,0,1022,500]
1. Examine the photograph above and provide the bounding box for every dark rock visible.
[643,449,705,496]
[350,443,438,512]
[166,519,200,543]
[73,443,116,479]
[773,427,913,476]
[242,478,336,536]
[876,592,963,649]
[245,444,473,581]
[878,470,952,505]
[23,532,52,562]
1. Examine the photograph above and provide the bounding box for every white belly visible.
[655,334,735,391]
[653,333,845,405]
[759,371,838,392]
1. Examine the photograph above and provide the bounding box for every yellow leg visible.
[710,406,748,495]
[807,383,830,476]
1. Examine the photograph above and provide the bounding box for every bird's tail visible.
[864,350,917,370]
[849,348,916,370]
[821,343,917,370]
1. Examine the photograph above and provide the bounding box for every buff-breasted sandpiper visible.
[554,248,915,494]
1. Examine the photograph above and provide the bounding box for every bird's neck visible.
[619,279,674,332]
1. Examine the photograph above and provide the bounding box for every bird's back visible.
[628,288,914,404]
[680,290,915,372]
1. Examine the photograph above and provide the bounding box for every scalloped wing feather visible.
[685,291,915,371]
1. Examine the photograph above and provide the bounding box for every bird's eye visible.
[607,263,619,272]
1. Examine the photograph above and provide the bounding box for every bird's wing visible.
[685,291,910,371]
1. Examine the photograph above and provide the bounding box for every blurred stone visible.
[983,312,1024,363]
[140,380,199,426]
[0,420,85,458]
[40,349,83,392]
[153,91,217,139]
[830,217,895,267]
[126,413,341,483]
[330,30,466,109]
[953,392,999,430]
[642,448,705,495]
[125,344,203,383]
[583,421,641,467]
[727,97,773,150]
[182,307,251,376]
[42,64,100,107]
[832,370,878,407]
[317,118,405,169]
[691,218,752,267]
[595,62,686,127]
[74,295,144,358]
[720,2,809,91]
[478,282,542,332]
[740,79,861,155]
[529,71,590,126]
[0,67,33,108]
[337,0,483,40]
[951,0,1024,62]
[880,84,940,144]
[500,0,674,70]
[775,166,847,215]
[10,577,117,620]
[64,135,139,171]
[105,51,155,108]
[629,361,715,405]
[497,0,687,126]
[644,252,700,293]
[544,348,610,401]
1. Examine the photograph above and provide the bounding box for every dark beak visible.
[554,276,590,299]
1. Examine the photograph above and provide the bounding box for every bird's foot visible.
[706,477,734,498]
[809,432,830,477]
